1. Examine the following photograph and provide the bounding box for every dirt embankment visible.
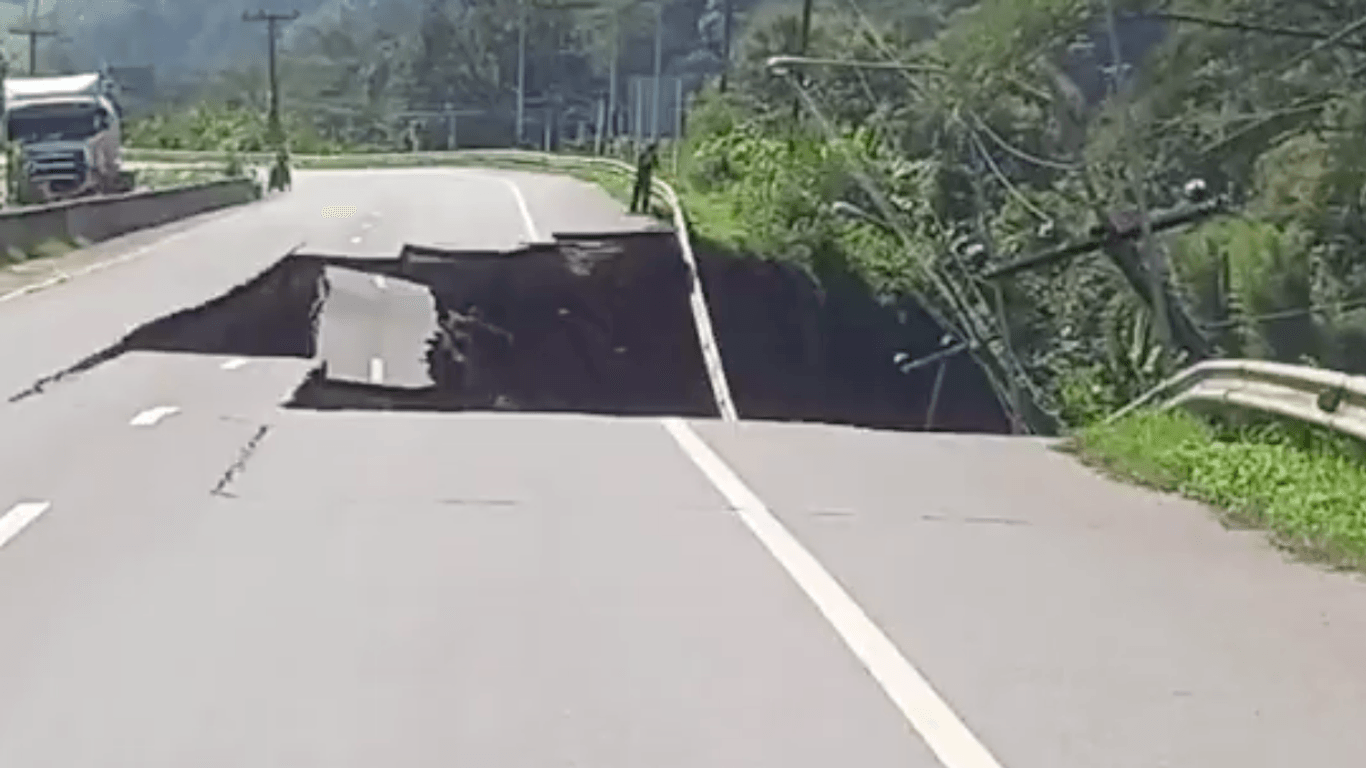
[387,232,718,416]
[694,244,1011,433]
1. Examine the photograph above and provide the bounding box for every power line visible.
[1148,11,1366,53]
[1202,296,1366,331]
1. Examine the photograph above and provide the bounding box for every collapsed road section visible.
[9,230,1008,432]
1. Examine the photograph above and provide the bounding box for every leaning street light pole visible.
[607,12,619,142]
[719,0,733,92]
[243,9,301,145]
[765,54,948,76]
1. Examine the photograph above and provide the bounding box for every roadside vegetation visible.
[1071,409,1366,570]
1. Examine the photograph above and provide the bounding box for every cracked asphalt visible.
[0,166,1363,768]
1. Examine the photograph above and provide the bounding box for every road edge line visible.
[661,417,1007,768]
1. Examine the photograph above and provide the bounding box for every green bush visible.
[1073,409,1366,569]
[125,102,357,155]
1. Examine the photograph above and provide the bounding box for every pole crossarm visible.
[8,24,58,75]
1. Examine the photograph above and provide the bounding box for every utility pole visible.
[719,0,733,92]
[607,13,618,145]
[242,9,301,145]
[799,0,814,53]
[8,23,57,75]
[516,1,526,146]
[792,0,814,120]
[1102,0,1171,351]
[651,1,663,141]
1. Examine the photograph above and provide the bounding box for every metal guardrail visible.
[123,147,740,422]
[1107,358,1366,441]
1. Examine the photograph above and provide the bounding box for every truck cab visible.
[3,73,128,204]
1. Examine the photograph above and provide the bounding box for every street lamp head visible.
[765,55,799,76]
[1183,177,1209,202]
[829,201,860,218]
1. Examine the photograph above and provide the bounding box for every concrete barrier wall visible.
[0,178,259,255]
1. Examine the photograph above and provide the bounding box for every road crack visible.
[211,424,272,498]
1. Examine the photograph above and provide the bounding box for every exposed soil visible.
[693,243,1011,433]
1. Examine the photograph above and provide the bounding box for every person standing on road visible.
[630,141,659,214]
[268,145,292,193]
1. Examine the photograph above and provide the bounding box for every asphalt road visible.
[0,166,1364,768]
[317,266,436,388]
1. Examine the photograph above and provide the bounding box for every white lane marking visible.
[369,357,384,384]
[486,174,542,243]
[350,236,362,244]
[373,275,387,290]
[221,357,249,370]
[361,221,374,230]
[129,405,181,427]
[661,417,1007,768]
[0,501,52,550]
[0,211,233,305]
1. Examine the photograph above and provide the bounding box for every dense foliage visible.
[671,0,1366,431]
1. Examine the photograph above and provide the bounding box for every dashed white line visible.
[129,405,181,427]
[0,501,51,550]
[350,236,363,244]
[661,417,1007,768]
[373,275,387,290]
[221,357,249,370]
[368,357,384,384]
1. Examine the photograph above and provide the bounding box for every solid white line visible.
[0,219,204,305]
[0,501,52,551]
[489,175,542,243]
[373,275,387,290]
[129,405,181,427]
[221,357,249,370]
[660,417,1007,768]
[369,357,384,384]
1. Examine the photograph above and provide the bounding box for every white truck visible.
[3,72,132,204]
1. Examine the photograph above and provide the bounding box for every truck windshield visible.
[7,108,103,144]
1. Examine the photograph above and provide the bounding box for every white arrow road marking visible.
[129,406,181,427]
[0,501,52,551]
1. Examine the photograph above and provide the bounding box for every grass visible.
[1067,408,1366,572]
[133,166,230,190]
[0,236,80,271]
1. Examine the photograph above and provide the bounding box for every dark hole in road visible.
[9,231,1008,432]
